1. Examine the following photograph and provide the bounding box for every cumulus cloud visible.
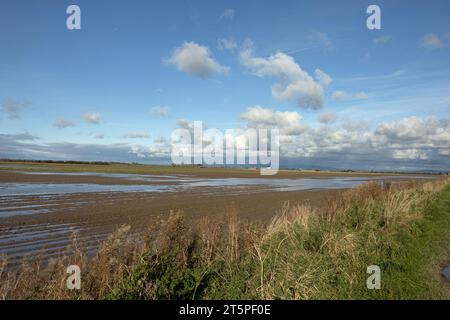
[392,149,428,160]
[217,37,238,52]
[176,119,196,130]
[220,9,234,20]
[165,41,229,78]
[174,119,205,145]
[375,116,435,140]
[314,69,332,87]
[420,33,444,49]
[237,107,450,169]
[53,118,75,129]
[240,43,327,109]
[341,119,370,132]
[318,112,337,124]
[0,99,31,119]
[240,106,305,135]
[291,116,449,165]
[83,112,101,124]
[122,132,151,139]
[332,90,368,101]
[151,106,169,117]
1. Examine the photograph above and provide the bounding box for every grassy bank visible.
[1,179,449,299]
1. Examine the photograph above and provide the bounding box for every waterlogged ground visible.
[0,167,434,268]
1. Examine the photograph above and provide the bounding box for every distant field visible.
[0,160,436,179]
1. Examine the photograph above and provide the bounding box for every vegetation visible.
[1,178,449,299]
[0,160,440,177]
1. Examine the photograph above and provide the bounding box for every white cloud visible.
[332,90,368,101]
[238,108,450,166]
[166,41,229,78]
[314,69,332,87]
[220,9,235,20]
[176,119,196,130]
[83,112,101,124]
[53,118,75,128]
[375,116,433,140]
[122,132,151,139]
[272,81,324,109]
[240,106,305,135]
[217,38,238,52]
[420,33,444,49]
[318,112,337,124]
[392,149,428,160]
[129,142,171,159]
[151,105,169,117]
[341,119,370,132]
[240,44,327,109]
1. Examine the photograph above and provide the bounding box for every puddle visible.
[443,266,450,281]
[0,183,170,196]
[0,209,52,218]
[18,171,181,182]
[185,177,372,191]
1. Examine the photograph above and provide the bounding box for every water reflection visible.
[443,266,450,281]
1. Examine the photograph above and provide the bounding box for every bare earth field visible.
[0,162,437,268]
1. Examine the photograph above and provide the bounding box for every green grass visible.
[369,183,450,299]
[0,160,423,177]
[106,181,450,300]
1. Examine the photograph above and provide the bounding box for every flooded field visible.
[0,167,434,268]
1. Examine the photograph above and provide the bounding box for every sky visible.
[1,0,449,172]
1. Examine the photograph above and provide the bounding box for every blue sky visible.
[1,0,449,171]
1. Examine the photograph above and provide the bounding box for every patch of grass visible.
[252,181,450,299]
[371,183,450,299]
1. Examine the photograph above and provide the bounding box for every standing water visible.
[443,266,450,282]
